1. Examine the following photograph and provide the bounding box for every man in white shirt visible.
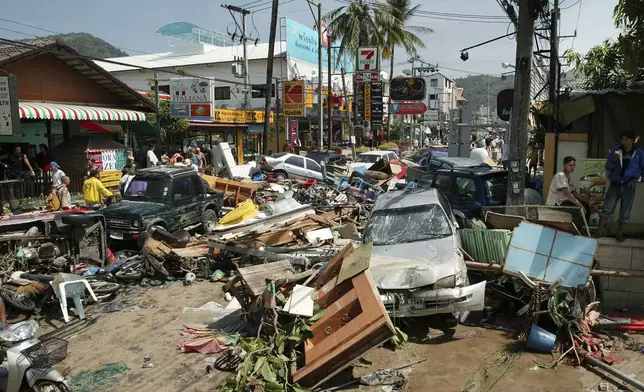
[146,145,159,168]
[546,156,585,214]
[50,162,65,187]
[499,137,509,169]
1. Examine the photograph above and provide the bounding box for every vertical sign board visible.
[0,75,20,136]
[169,78,215,121]
[290,119,298,143]
[283,81,306,117]
[357,47,380,72]
[353,82,365,123]
[364,83,372,122]
[370,82,383,127]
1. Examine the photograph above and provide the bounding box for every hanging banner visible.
[283,81,306,117]
[0,74,20,136]
[579,158,608,208]
[290,119,298,143]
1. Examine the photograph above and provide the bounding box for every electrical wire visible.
[560,0,582,10]
[239,0,266,7]
[253,0,295,13]
[569,0,583,50]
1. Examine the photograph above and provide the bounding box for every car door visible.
[453,175,479,218]
[171,176,197,229]
[417,173,436,189]
[305,158,324,180]
[284,155,308,179]
[433,173,454,198]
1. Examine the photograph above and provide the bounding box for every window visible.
[455,177,477,199]
[430,79,438,87]
[215,86,231,100]
[434,175,452,194]
[437,192,454,221]
[418,174,435,188]
[172,178,192,201]
[251,84,276,99]
[189,175,205,194]
[154,84,170,94]
[307,159,322,172]
[364,204,452,246]
[387,153,396,161]
[285,155,305,168]
[123,178,168,202]
[429,94,436,100]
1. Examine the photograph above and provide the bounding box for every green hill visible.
[454,74,515,115]
[25,32,128,58]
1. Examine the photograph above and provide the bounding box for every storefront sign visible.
[290,119,298,143]
[0,75,20,136]
[579,158,608,207]
[215,109,247,123]
[101,150,117,171]
[170,77,214,120]
[370,82,383,126]
[390,77,426,101]
[353,82,365,123]
[357,47,379,72]
[285,18,351,71]
[497,89,514,121]
[391,102,427,115]
[364,83,371,122]
[284,81,305,117]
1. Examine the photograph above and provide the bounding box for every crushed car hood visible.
[102,200,166,219]
[369,236,463,289]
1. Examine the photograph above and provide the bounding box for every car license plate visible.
[109,232,124,240]
[407,298,425,309]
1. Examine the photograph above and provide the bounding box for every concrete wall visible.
[596,238,644,311]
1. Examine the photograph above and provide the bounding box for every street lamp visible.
[501,62,516,69]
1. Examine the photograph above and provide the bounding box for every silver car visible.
[260,153,325,181]
[363,188,486,321]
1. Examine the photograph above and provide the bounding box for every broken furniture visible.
[51,274,98,322]
[206,176,257,207]
[291,245,395,388]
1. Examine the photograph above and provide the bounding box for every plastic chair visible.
[50,275,98,323]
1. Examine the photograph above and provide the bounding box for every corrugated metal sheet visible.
[459,229,512,265]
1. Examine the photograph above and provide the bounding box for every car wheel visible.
[200,209,218,234]
[274,171,287,181]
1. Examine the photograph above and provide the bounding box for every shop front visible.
[212,109,273,164]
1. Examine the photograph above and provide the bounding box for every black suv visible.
[102,167,223,242]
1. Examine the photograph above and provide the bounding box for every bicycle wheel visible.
[88,281,121,295]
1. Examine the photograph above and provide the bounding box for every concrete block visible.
[631,248,644,271]
[601,290,629,311]
[628,293,644,311]
[596,245,632,270]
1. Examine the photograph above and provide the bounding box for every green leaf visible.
[260,362,277,383]
[253,356,268,376]
[277,354,290,362]
[223,333,240,346]
[287,335,302,342]
[264,382,283,392]
[353,357,372,368]
[275,291,287,304]
[308,309,326,322]
[291,383,312,392]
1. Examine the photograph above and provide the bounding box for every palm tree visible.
[323,0,392,60]
[380,0,433,139]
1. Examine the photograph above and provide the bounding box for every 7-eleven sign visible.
[357,46,379,71]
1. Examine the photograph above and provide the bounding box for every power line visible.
[560,0,582,10]
[569,0,583,50]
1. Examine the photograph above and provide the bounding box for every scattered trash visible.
[69,362,129,392]
[185,272,196,285]
[224,292,233,302]
[183,302,222,312]
[142,363,154,369]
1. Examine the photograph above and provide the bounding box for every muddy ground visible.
[21,281,644,392]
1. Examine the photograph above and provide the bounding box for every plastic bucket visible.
[526,324,556,353]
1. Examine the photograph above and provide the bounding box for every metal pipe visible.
[585,356,644,391]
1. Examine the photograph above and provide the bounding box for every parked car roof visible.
[360,150,397,156]
[373,188,441,210]
[431,157,487,168]
[136,166,194,178]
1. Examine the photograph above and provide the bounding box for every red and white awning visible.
[19,102,148,122]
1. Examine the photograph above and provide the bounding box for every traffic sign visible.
[391,102,427,115]
[283,81,305,117]
[354,72,380,82]
[357,47,379,71]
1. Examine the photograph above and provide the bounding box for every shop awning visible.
[19,102,148,122]
[189,122,247,128]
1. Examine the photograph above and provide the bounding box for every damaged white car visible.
[363,188,486,322]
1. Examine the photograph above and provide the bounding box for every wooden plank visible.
[237,260,296,297]
[310,243,355,289]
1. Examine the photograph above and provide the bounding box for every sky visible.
[0,0,618,80]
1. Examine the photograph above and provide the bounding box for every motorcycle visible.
[0,320,69,392]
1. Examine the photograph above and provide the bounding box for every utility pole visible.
[341,68,355,158]
[153,70,160,144]
[222,5,252,109]
[548,0,559,134]
[274,78,280,150]
[507,0,536,205]
[262,0,279,155]
[327,34,333,148]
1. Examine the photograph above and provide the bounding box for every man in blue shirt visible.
[597,131,644,241]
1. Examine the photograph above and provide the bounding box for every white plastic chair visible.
[50,274,98,323]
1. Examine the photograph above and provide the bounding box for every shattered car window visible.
[123,178,168,202]
[364,205,452,246]
[355,154,381,164]
[484,173,507,204]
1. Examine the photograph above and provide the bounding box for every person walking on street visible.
[83,169,113,209]
[596,131,644,241]
[146,145,159,168]
[546,156,587,215]
[58,176,71,208]
[50,162,65,187]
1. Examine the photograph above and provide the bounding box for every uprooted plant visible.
[220,289,325,392]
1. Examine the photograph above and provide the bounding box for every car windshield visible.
[484,173,508,204]
[355,154,382,164]
[306,152,327,163]
[123,177,169,202]
[363,204,452,246]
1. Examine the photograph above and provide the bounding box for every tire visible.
[115,269,143,281]
[146,254,169,278]
[273,171,287,181]
[0,286,36,313]
[60,213,99,226]
[33,380,71,392]
[88,281,121,295]
[200,209,218,234]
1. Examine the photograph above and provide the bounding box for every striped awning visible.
[19,102,148,122]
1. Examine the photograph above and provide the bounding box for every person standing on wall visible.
[146,145,159,168]
[596,131,644,241]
